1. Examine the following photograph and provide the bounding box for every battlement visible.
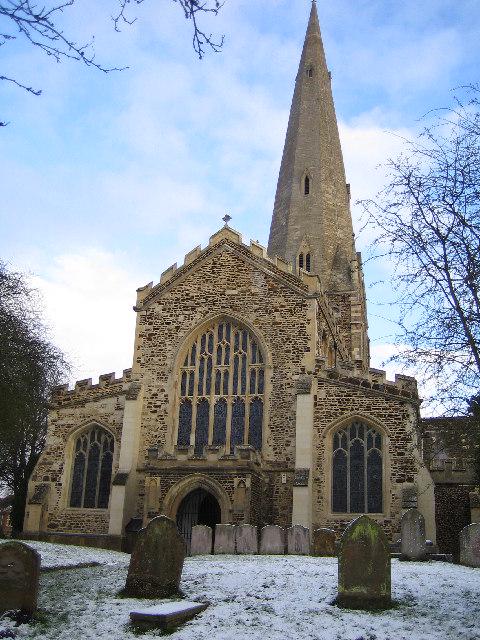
[135,224,338,314]
[318,360,419,398]
[52,368,132,398]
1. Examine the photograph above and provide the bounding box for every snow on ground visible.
[0,542,479,640]
[0,539,127,569]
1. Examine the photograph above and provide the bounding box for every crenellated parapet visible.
[315,358,419,399]
[134,225,344,350]
[51,368,133,404]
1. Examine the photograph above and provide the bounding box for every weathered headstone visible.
[400,509,427,560]
[260,525,285,554]
[0,541,40,615]
[124,515,185,598]
[130,602,209,630]
[337,515,391,609]
[235,524,258,554]
[311,528,336,556]
[460,523,480,568]
[287,525,310,555]
[214,524,236,554]
[190,525,213,555]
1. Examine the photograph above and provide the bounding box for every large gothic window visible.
[69,426,114,508]
[177,321,265,455]
[332,421,383,513]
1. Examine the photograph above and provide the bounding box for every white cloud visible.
[31,249,146,385]
[339,113,414,242]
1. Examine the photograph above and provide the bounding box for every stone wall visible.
[24,372,129,535]
[422,416,479,484]
[312,365,421,542]
[130,234,341,523]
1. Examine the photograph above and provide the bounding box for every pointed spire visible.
[267,1,354,290]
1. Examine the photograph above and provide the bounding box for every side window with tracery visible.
[177,321,265,455]
[70,426,114,508]
[332,421,382,513]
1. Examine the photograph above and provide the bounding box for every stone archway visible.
[176,488,221,554]
[162,474,232,553]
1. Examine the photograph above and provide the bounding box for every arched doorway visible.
[176,488,221,554]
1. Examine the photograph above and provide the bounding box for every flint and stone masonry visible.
[23,2,437,551]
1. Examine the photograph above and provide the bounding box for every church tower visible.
[268,1,369,365]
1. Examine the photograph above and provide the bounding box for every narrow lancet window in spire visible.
[298,253,304,269]
[306,253,311,272]
[304,174,310,196]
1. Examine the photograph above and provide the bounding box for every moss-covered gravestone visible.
[337,515,391,609]
[0,541,40,616]
[124,516,186,598]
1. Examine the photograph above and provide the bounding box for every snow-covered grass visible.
[1,541,479,639]
[0,538,127,570]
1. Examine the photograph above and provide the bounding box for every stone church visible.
[24,3,437,551]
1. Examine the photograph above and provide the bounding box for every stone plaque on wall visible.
[293,469,309,487]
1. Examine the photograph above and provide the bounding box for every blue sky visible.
[1,0,480,391]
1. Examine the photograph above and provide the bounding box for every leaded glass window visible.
[69,426,114,509]
[177,321,265,455]
[332,421,383,513]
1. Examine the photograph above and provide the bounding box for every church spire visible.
[268,1,354,290]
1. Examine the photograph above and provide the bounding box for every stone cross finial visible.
[222,214,232,227]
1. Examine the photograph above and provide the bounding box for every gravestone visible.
[460,523,480,568]
[191,525,213,555]
[0,541,40,615]
[337,515,391,609]
[287,525,310,555]
[130,601,209,630]
[400,509,427,560]
[236,524,258,554]
[124,515,185,598]
[214,524,236,554]
[260,525,285,554]
[311,528,336,556]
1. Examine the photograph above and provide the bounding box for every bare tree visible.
[1,0,224,125]
[361,86,480,414]
[0,262,69,532]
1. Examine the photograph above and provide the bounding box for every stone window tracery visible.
[177,321,265,455]
[332,421,383,513]
[69,426,114,509]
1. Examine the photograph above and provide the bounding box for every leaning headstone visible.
[460,523,480,568]
[287,525,310,555]
[400,509,427,560]
[337,515,391,609]
[191,525,212,556]
[214,524,236,554]
[311,528,336,556]
[236,524,258,554]
[124,515,185,598]
[0,541,40,615]
[260,525,285,554]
